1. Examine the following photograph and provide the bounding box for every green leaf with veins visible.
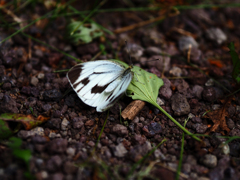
[127,65,164,105]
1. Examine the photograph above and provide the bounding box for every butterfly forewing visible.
[67,60,133,112]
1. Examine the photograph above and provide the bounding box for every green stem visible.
[153,103,201,141]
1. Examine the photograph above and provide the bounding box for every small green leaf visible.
[127,66,164,105]
[12,149,32,164]
[228,42,240,83]
[66,21,103,44]
[0,119,13,139]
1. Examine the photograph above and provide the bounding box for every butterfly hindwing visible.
[67,60,133,112]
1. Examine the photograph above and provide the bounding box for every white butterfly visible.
[67,60,133,112]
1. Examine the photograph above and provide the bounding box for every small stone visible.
[171,93,190,116]
[132,117,139,123]
[61,118,69,130]
[114,143,128,157]
[50,173,64,180]
[63,161,78,174]
[147,55,171,72]
[31,76,39,86]
[182,163,191,173]
[205,79,214,86]
[48,132,58,139]
[178,36,198,51]
[66,147,76,157]
[132,134,146,145]
[227,119,235,129]
[156,97,165,106]
[112,124,128,137]
[45,118,61,129]
[37,73,45,79]
[200,154,217,168]
[219,143,230,155]
[42,104,52,112]
[123,43,144,62]
[87,141,95,147]
[188,113,195,119]
[0,95,18,113]
[46,155,62,172]
[2,82,11,90]
[192,85,203,99]
[205,28,227,45]
[169,67,182,77]
[24,63,32,73]
[195,123,208,134]
[43,89,62,100]
[47,138,68,154]
[144,46,162,55]
[17,127,44,139]
[202,87,216,102]
[212,104,221,110]
[85,120,94,127]
[72,116,85,129]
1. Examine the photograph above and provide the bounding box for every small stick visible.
[121,100,146,120]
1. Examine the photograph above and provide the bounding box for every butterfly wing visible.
[67,60,133,112]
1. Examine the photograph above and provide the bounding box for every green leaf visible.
[228,42,240,83]
[0,119,13,139]
[66,21,103,44]
[127,66,164,105]
[12,149,32,164]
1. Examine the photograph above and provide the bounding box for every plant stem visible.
[154,103,201,141]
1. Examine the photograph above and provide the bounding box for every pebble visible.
[42,104,52,112]
[171,93,190,116]
[46,155,62,172]
[24,63,32,73]
[205,28,227,44]
[200,154,217,168]
[192,85,203,99]
[45,118,61,129]
[113,143,128,157]
[37,73,45,79]
[169,67,182,77]
[63,161,78,174]
[2,82,11,90]
[47,138,68,154]
[178,36,198,51]
[0,95,18,113]
[123,43,144,62]
[188,113,195,119]
[202,87,216,102]
[195,123,208,134]
[212,104,221,110]
[147,55,171,72]
[31,76,39,86]
[205,79,214,86]
[219,143,230,155]
[159,78,172,100]
[156,97,165,106]
[50,173,64,180]
[132,116,139,123]
[66,147,76,157]
[61,118,69,130]
[43,89,62,100]
[72,117,85,129]
[112,124,128,137]
[144,46,162,55]
[227,118,235,129]
[17,127,44,139]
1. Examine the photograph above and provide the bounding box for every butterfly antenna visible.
[125,40,133,66]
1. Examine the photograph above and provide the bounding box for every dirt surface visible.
[1,1,240,180]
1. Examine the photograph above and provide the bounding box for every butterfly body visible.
[67,60,133,112]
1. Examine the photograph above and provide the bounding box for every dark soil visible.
[1,1,240,180]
